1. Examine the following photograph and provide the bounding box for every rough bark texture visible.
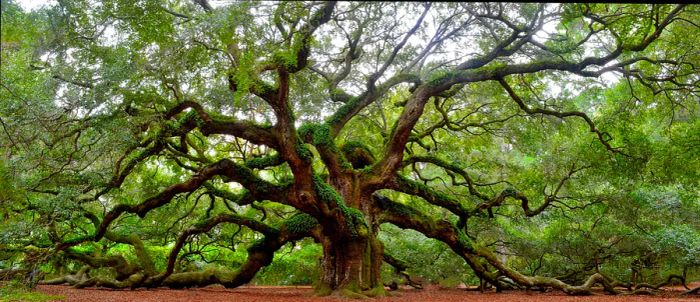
[314,177,386,298]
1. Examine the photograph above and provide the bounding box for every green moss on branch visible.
[283,213,319,235]
[312,175,367,238]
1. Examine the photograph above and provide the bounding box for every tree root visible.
[321,285,392,299]
[684,286,700,295]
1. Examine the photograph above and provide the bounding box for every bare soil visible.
[35,284,700,302]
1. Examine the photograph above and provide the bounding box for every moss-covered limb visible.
[341,141,375,170]
[402,155,490,201]
[202,117,279,149]
[52,223,319,290]
[63,248,138,281]
[162,222,319,289]
[370,86,435,184]
[388,175,470,222]
[635,274,688,290]
[228,222,323,288]
[281,213,319,235]
[157,270,229,289]
[75,273,145,289]
[41,268,143,289]
[76,212,152,276]
[104,232,155,276]
[163,100,211,121]
[163,100,279,149]
[244,153,285,169]
[203,182,255,206]
[161,238,286,289]
[374,208,496,291]
[375,193,498,288]
[94,160,245,243]
[312,175,367,239]
[298,123,351,174]
[39,266,90,285]
[382,252,408,271]
[40,275,74,285]
[375,194,475,254]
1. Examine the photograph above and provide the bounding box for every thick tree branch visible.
[147,213,279,285]
[165,100,279,149]
[57,159,288,250]
[376,194,623,295]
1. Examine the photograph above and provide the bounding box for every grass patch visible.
[0,285,64,302]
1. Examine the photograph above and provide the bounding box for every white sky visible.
[17,0,56,11]
[16,0,232,11]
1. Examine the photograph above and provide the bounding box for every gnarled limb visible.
[40,266,90,285]
[387,174,470,221]
[47,215,320,290]
[635,274,688,291]
[164,100,279,149]
[376,193,630,296]
[57,159,288,250]
[62,248,138,281]
[146,213,279,286]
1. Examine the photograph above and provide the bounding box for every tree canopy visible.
[1,1,699,298]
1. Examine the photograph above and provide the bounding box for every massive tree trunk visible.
[316,230,384,298]
[314,177,386,298]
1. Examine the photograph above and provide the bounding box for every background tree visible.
[1,1,699,297]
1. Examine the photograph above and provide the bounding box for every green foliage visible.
[1,1,698,291]
[380,225,475,286]
[298,123,333,146]
[253,240,321,285]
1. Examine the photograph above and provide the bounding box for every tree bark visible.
[315,227,385,298]
[314,179,386,298]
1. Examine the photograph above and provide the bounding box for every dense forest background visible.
[1,1,699,298]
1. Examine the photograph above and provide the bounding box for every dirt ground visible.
[34,284,700,302]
